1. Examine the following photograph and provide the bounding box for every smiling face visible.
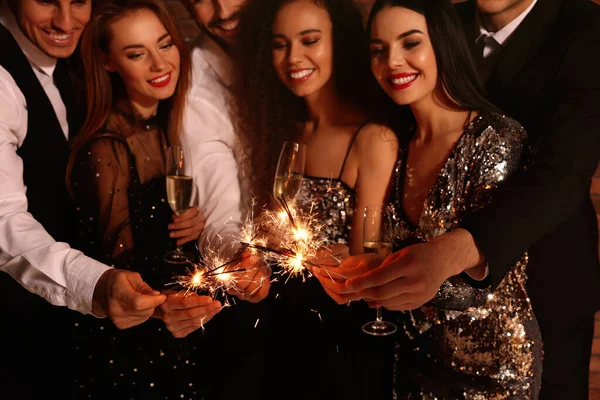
[271,0,334,99]
[105,8,180,116]
[184,0,246,51]
[11,0,91,59]
[369,6,438,107]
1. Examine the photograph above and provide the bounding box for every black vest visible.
[0,23,77,244]
[0,24,81,397]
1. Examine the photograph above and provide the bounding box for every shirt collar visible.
[0,2,57,77]
[193,34,235,88]
[476,0,538,46]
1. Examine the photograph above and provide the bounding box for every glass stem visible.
[173,211,181,253]
[376,306,383,324]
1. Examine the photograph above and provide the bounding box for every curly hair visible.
[232,0,386,206]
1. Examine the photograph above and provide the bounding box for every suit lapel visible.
[485,0,562,96]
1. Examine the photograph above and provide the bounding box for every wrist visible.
[431,228,487,278]
[91,269,115,317]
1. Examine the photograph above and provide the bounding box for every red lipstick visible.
[388,72,419,90]
[147,72,171,88]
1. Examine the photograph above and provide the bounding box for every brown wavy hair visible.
[67,0,191,194]
[233,0,390,206]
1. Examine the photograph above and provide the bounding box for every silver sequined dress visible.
[390,113,542,399]
[269,123,395,399]
[296,175,355,244]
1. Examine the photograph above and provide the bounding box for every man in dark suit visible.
[330,0,600,398]
[456,0,600,397]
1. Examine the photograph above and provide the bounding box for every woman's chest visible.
[392,143,477,242]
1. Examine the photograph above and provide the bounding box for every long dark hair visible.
[367,0,502,126]
[67,0,191,194]
[233,0,385,205]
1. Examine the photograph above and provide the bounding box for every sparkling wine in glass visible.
[273,141,306,204]
[164,145,195,264]
[362,204,397,336]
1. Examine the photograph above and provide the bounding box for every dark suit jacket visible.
[457,0,600,324]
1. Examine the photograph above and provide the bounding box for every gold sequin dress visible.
[390,112,542,399]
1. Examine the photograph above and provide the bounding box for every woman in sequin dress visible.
[66,1,222,398]
[233,0,399,398]
[318,0,542,398]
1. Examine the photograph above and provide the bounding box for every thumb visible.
[122,274,166,310]
[240,253,258,268]
[128,272,162,296]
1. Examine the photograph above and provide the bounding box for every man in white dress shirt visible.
[179,0,245,257]
[176,0,270,309]
[0,0,168,396]
[168,2,272,398]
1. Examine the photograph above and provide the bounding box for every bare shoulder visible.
[355,122,399,154]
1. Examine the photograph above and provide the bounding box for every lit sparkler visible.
[169,195,344,299]
[241,196,346,280]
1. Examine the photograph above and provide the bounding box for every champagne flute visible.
[362,204,397,336]
[164,145,195,264]
[273,141,306,204]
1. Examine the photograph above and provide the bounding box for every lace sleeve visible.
[74,135,134,262]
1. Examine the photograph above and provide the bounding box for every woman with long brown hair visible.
[67,1,222,397]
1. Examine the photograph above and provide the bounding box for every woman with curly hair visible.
[234,0,399,397]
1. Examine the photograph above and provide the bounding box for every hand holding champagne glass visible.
[362,204,397,336]
[273,141,306,204]
[164,145,195,264]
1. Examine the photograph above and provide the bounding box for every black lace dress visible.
[390,113,542,399]
[70,111,205,400]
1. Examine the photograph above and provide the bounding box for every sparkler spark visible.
[169,194,344,301]
[170,246,258,298]
[250,196,329,279]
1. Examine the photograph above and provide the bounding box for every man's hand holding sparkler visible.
[155,292,223,338]
[227,253,271,303]
[92,269,167,329]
